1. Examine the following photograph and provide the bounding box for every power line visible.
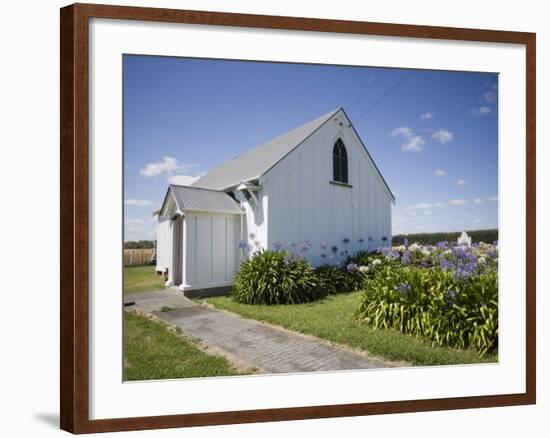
[346,70,388,109]
[354,71,414,123]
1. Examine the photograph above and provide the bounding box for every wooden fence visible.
[124,248,155,266]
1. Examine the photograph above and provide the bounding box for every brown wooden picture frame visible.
[60,3,536,434]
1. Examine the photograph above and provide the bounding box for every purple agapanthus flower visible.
[368,236,374,242]
[320,241,328,250]
[439,246,479,279]
[401,250,411,265]
[288,240,296,250]
[403,238,409,248]
[283,253,295,265]
[342,238,350,244]
[237,240,249,249]
[347,263,358,272]
[272,241,282,251]
[249,232,256,240]
[436,241,450,249]
[297,240,312,254]
[386,249,400,259]
[331,245,339,254]
[439,254,453,271]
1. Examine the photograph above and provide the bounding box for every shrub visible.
[233,250,321,305]
[356,265,498,356]
[315,265,364,295]
[347,251,387,267]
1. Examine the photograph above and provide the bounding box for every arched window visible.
[332,139,348,183]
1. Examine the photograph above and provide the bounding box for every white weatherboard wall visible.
[239,192,268,251]
[155,216,171,272]
[263,109,392,265]
[183,212,242,290]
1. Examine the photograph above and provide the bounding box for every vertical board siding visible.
[155,216,172,271]
[264,110,393,266]
[183,213,241,290]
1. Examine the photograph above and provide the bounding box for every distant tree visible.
[124,240,156,249]
[392,229,498,246]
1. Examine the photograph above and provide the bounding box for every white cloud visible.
[432,129,453,144]
[410,202,432,210]
[420,110,434,120]
[457,179,466,185]
[474,195,498,204]
[168,173,204,186]
[423,210,432,215]
[474,219,481,223]
[449,199,467,206]
[139,156,179,177]
[415,225,425,230]
[125,199,153,207]
[402,136,425,152]
[139,156,197,178]
[434,169,446,176]
[481,90,497,104]
[125,218,146,225]
[408,202,446,210]
[471,106,491,116]
[391,127,413,138]
[391,126,425,152]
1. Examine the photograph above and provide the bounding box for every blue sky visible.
[124,55,498,241]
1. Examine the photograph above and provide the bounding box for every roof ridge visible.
[169,184,226,193]
[191,108,341,190]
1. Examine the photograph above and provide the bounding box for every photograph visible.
[122,55,499,381]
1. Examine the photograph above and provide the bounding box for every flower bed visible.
[356,240,498,356]
[232,234,498,357]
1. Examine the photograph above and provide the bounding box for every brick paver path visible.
[125,290,397,374]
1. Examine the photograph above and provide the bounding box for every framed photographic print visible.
[60,3,536,434]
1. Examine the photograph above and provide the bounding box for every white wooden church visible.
[155,108,394,293]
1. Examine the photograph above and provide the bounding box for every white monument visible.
[458,230,472,247]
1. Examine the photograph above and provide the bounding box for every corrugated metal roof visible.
[192,108,340,191]
[167,185,242,214]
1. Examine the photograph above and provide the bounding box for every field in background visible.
[124,248,155,266]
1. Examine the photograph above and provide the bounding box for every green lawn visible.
[202,293,498,367]
[124,265,165,294]
[124,312,244,380]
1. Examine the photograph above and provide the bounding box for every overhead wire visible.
[353,70,415,124]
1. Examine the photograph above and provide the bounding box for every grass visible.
[124,265,165,294]
[124,311,244,381]
[202,292,498,367]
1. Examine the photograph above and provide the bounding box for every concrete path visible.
[125,290,396,374]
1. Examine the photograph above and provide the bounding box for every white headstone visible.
[458,230,472,247]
